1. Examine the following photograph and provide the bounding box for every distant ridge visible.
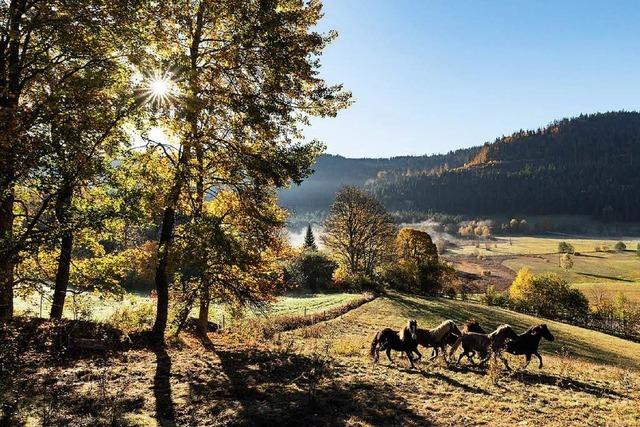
[280,111,640,221]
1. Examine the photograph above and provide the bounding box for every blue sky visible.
[307,0,640,158]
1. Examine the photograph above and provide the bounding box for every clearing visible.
[2,292,639,426]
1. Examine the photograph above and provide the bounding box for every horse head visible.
[464,319,486,334]
[532,324,555,341]
[407,319,418,341]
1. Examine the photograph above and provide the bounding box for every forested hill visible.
[278,148,478,212]
[369,112,640,221]
[280,112,640,221]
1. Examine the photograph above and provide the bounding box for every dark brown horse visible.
[504,324,555,369]
[370,320,419,368]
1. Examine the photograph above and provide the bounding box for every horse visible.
[420,319,486,361]
[504,324,555,369]
[450,324,519,367]
[412,320,462,362]
[370,319,419,368]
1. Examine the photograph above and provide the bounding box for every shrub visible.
[614,241,627,252]
[108,298,156,333]
[509,270,588,319]
[637,243,640,257]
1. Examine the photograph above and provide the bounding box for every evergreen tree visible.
[303,224,317,250]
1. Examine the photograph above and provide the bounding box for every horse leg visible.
[521,354,531,370]
[406,351,416,369]
[413,348,422,362]
[499,352,511,370]
[386,348,394,364]
[429,347,438,361]
[457,351,465,365]
[440,346,449,364]
[467,351,477,365]
[535,352,543,369]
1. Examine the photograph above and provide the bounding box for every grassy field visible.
[452,236,639,257]
[13,291,363,323]
[449,235,640,304]
[6,291,639,426]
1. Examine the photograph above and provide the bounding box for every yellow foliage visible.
[509,267,534,303]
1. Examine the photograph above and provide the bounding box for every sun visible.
[150,77,170,97]
[141,70,177,107]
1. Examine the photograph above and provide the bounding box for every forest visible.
[0,0,351,341]
[282,112,640,221]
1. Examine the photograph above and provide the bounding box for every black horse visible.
[504,324,555,369]
[370,319,419,368]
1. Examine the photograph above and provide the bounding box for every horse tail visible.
[370,332,380,360]
[449,335,463,358]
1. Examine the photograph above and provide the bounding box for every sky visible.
[307,0,640,158]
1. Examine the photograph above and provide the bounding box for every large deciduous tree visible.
[147,0,350,340]
[0,0,144,319]
[322,186,396,277]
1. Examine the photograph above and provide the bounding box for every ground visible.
[2,292,639,426]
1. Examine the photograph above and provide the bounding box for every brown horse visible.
[451,324,519,367]
[412,320,462,362]
[370,320,419,368]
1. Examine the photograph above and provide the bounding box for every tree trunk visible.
[50,184,74,319]
[152,204,177,341]
[197,281,210,334]
[0,185,15,319]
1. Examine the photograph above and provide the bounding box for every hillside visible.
[278,148,478,213]
[281,112,640,221]
[4,293,639,425]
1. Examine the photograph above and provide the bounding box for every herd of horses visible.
[370,319,555,370]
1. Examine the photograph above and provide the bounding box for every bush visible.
[108,298,156,333]
[509,269,588,319]
[483,285,509,307]
[286,250,338,292]
[614,241,627,252]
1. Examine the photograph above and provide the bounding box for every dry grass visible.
[3,292,640,426]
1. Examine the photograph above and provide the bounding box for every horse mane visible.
[429,320,458,342]
[399,320,416,342]
[489,324,513,339]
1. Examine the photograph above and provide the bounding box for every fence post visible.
[304,307,307,317]
[222,314,225,330]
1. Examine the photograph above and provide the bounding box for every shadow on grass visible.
[576,272,633,282]
[184,333,433,426]
[510,371,622,398]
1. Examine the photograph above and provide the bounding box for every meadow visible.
[13,291,363,325]
[5,292,639,426]
[450,235,640,303]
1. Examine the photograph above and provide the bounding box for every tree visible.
[322,187,396,277]
[303,224,317,251]
[560,253,573,270]
[395,228,438,264]
[147,1,350,340]
[0,1,144,319]
[614,241,627,252]
[558,241,574,254]
[287,250,337,292]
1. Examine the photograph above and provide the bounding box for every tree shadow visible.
[576,272,633,282]
[509,371,622,398]
[184,333,434,426]
[152,344,176,427]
